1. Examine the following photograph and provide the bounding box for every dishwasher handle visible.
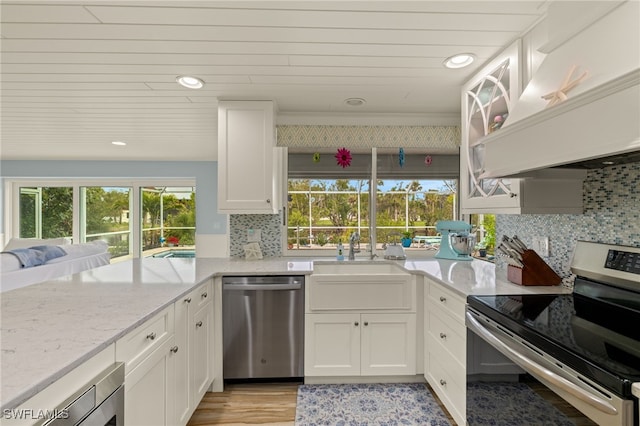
[223,282,302,291]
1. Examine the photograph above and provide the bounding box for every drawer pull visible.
[184,297,192,303]
[170,346,179,353]
[364,321,369,326]
[354,322,359,326]
[440,332,447,339]
[146,332,156,340]
[440,379,446,386]
[202,292,208,299]
[196,321,203,328]
[439,296,447,302]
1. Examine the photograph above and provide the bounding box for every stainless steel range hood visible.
[479,1,640,178]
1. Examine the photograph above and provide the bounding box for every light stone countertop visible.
[0,255,568,411]
[633,383,640,399]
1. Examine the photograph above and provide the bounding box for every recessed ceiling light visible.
[443,53,475,69]
[111,141,127,146]
[176,75,205,89]
[602,161,615,165]
[344,97,366,107]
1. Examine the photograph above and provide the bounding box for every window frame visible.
[5,178,195,258]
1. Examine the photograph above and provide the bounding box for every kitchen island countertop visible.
[1,255,569,412]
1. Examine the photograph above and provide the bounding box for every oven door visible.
[466,307,636,426]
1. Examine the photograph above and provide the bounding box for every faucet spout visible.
[348,232,360,260]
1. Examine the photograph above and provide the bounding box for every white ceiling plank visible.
[0,23,519,46]
[86,5,538,32]
[0,4,101,23]
[0,74,250,83]
[0,39,500,58]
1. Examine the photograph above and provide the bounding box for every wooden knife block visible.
[507,249,562,286]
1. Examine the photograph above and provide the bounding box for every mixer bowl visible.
[449,234,476,256]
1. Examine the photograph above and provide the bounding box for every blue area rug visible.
[295,383,451,425]
[466,381,574,426]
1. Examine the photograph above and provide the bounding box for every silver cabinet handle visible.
[201,292,208,299]
[184,297,192,303]
[364,322,369,326]
[146,332,156,340]
[440,379,446,386]
[354,322,359,326]
[170,346,179,353]
[510,192,518,198]
[196,321,203,328]
[266,199,271,203]
[439,296,447,302]
[440,332,447,339]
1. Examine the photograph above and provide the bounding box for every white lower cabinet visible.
[117,281,214,426]
[174,280,215,426]
[305,312,416,377]
[424,278,467,426]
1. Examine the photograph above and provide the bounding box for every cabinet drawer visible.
[116,304,174,373]
[190,280,213,310]
[427,281,465,323]
[427,349,465,425]
[427,309,466,366]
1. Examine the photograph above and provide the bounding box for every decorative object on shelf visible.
[542,65,588,108]
[312,152,321,163]
[398,148,405,167]
[335,147,352,168]
[424,155,433,166]
[488,114,507,133]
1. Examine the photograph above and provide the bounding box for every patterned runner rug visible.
[295,383,451,425]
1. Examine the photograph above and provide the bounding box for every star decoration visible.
[425,155,433,166]
[312,152,321,163]
[335,147,352,168]
[542,65,588,108]
[399,148,405,167]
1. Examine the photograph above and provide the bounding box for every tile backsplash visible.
[496,162,640,278]
[229,213,282,257]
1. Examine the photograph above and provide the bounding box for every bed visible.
[1,239,111,292]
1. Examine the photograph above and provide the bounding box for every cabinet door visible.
[191,302,214,402]
[217,100,277,213]
[360,313,416,376]
[174,297,191,426]
[304,313,360,376]
[124,337,176,426]
[461,40,522,213]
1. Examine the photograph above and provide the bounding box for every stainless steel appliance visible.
[41,362,124,425]
[222,275,304,380]
[467,241,639,426]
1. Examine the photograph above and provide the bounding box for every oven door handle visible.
[465,310,618,416]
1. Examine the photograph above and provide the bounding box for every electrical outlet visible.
[532,236,549,257]
[247,229,261,243]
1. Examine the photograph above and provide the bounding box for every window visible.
[9,180,195,259]
[286,151,459,254]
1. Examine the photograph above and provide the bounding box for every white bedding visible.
[1,241,111,292]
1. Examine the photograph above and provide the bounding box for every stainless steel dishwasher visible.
[222,275,304,380]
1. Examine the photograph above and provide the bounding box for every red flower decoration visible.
[335,147,352,168]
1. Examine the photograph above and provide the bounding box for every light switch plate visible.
[247,229,261,242]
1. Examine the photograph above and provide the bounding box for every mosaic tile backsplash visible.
[230,213,282,257]
[496,162,640,279]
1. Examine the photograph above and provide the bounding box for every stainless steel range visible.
[466,241,640,426]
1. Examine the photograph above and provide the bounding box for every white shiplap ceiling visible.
[0,1,548,161]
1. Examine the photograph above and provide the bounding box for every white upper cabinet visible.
[460,41,585,214]
[217,100,283,214]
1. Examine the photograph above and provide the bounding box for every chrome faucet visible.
[348,232,360,260]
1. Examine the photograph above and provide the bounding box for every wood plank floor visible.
[187,380,596,425]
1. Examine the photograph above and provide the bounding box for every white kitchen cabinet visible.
[460,40,585,214]
[217,100,284,214]
[305,312,416,377]
[424,278,467,426]
[124,335,177,426]
[174,280,214,426]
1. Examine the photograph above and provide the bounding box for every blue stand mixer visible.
[434,220,475,261]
